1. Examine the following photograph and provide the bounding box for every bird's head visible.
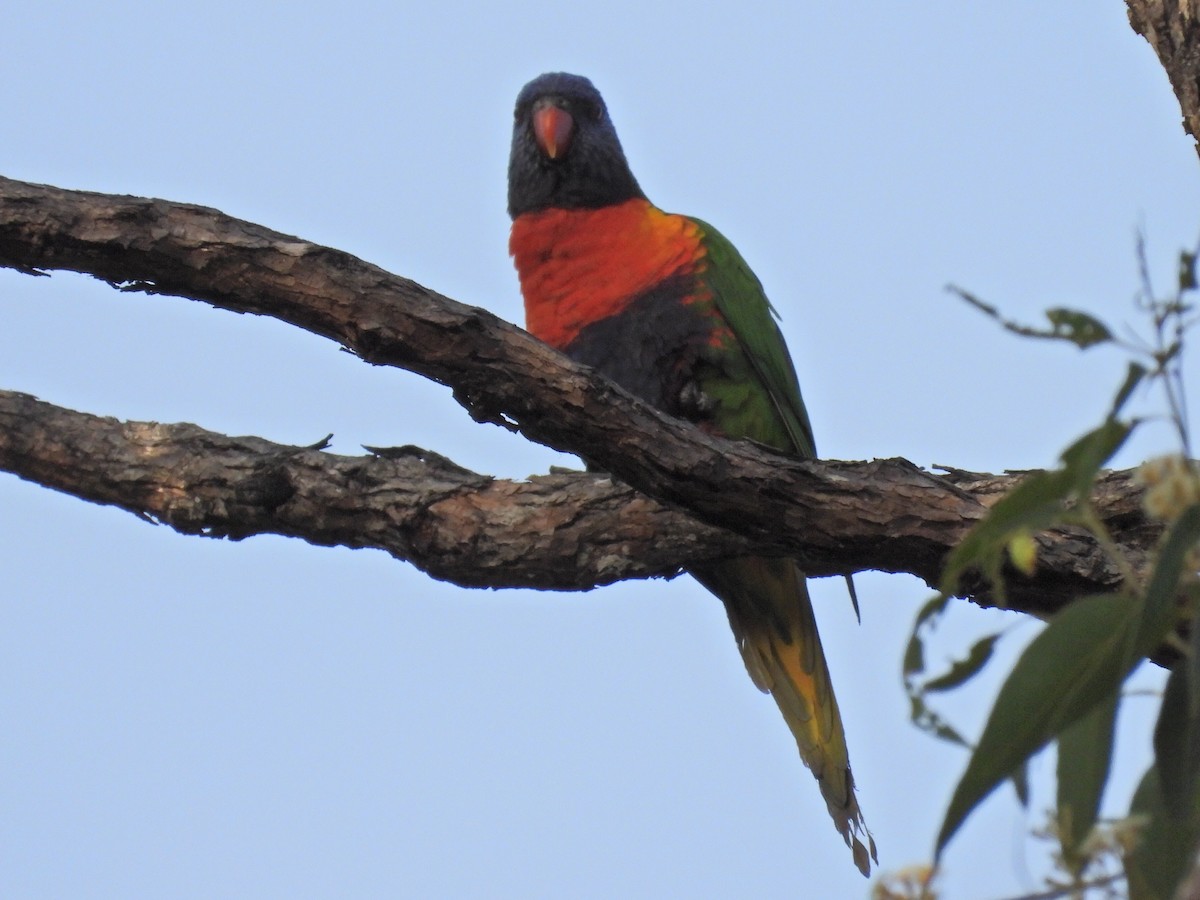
[507,72,645,218]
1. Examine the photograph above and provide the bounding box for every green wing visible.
[691,218,816,459]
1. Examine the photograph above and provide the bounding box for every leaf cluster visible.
[918,249,1200,899]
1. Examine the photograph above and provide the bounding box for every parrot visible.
[507,72,875,876]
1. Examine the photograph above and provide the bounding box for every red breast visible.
[510,198,706,350]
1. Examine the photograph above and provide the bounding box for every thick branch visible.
[0,389,744,590]
[1128,0,1200,157]
[0,175,1171,616]
[0,388,1157,613]
[0,176,974,560]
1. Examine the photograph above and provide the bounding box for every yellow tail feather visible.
[692,556,876,877]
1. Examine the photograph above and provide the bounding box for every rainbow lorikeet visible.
[507,72,874,876]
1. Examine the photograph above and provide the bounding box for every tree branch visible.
[0,176,955,550]
[1128,0,1200,157]
[0,388,750,590]
[0,175,1164,614]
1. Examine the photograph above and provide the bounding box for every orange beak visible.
[533,103,574,160]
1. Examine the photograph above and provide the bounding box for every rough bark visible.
[0,388,745,591]
[0,178,1162,614]
[1128,0,1200,157]
[0,385,1156,607]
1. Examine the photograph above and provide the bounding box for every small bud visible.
[1007,530,1038,576]
[1137,455,1200,522]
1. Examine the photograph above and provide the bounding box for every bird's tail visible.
[692,556,876,877]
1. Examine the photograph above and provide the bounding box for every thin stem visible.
[991,872,1125,900]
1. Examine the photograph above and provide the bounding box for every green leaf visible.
[902,633,925,685]
[1153,662,1200,822]
[908,693,971,748]
[1136,504,1200,657]
[935,592,1142,860]
[923,632,1003,693]
[1056,692,1119,877]
[903,593,987,749]
[1059,418,1134,496]
[949,287,1114,349]
[941,468,1073,595]
[1010,760,1030,808]
[1180,249,1198,293]
[1109,361,1148,419]
[1044,308,1113,349]
[914,592,952,632]
[1189,594,1200,721]
[941,417,1133,596]
[1126,766,1200,900]
[903,593,951,680]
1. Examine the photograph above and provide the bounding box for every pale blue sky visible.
[2,3,1197,898]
